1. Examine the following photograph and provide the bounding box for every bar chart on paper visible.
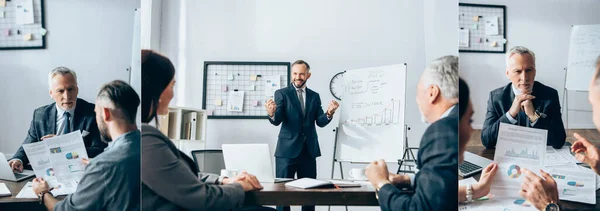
[343,99,402,126]
[336,64,407,162]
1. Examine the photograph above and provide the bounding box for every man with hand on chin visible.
[481,46,566,149]
[265,60,339,211]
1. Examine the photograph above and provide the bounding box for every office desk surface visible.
[244,182,379,206]
[0,178,66,210]
[465,145,600,210]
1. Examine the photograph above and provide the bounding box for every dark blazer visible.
[481,81,566,149]
[141,124,245,211]
[12,98,106,165]
[377,106,459,211]
[268,85,332,158]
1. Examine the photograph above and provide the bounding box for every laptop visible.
[0,153,35,182]
[459,151,493,178]
[222,144,293,183]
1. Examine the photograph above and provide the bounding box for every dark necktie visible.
[297,89,305,115]
[518,111,528,127]
[63,112,71,134]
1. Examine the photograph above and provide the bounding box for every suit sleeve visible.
[377,125,458,211]
[481,92,513,149]
[268,90,286,126]
[12,111,39,165]
[315,94,332,128]
[531,90,566,149]
[142,133,245,210]
[199,172,221,184]
[85,117,108,158]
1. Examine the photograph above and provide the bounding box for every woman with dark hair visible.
[457,78,498,203]
[141,50,270,211]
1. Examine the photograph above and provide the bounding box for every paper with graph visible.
[491,123,547,197]
[547,168,596,204]
[336,64,406,162]
[22,131,88,194]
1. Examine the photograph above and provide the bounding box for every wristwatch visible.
[465,184,473,203]
[545,201,560,211]
[529,111,541,122]
[38,190,52,204]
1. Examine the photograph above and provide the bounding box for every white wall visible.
[0,0,140,155]
[424,0,459,62]
[157,1,456,209]
[459,0,600,129]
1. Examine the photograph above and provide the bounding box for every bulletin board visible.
[458,3,506,53]
[202,61,291,119]
[0,0,46,50]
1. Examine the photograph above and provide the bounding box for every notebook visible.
[285,178,361,189]
[0,183,11,197]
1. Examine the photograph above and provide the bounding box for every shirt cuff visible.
[505,112,518,124]
[530,119,538,126]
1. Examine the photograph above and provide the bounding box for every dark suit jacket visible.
[268,85,332,158]
[481,81,566,149]
[141,124,245,211]
[12,98,106,165]
[377,106,458,211]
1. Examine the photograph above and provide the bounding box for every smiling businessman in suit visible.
[265,60,339,211]
[9,67,106,173]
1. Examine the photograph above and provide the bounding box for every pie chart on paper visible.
[507,164,521,178]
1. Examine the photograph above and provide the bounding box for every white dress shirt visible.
[56,104,75,135]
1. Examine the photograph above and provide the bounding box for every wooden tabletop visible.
[465,145,600,210]
[244,181,379,206]
[0,178,55,210]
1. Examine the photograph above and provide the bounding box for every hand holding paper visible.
[474,163,498,198]
[41,134,56,141]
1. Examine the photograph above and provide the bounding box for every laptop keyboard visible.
[14,173,28,179]
[459,161,482,174]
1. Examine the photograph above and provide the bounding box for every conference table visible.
[0,178,65,210]
[244,182,380,206]
[465,145,600,210]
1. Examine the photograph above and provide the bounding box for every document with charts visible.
[22,131,89,194]
[491,123,547,197]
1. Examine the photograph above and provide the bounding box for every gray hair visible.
[48,67,78,90]
[506,46,536,66]
[422,55,459,101]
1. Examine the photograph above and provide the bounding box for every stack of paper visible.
[15,181,75,199]
[0,183,11,197]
